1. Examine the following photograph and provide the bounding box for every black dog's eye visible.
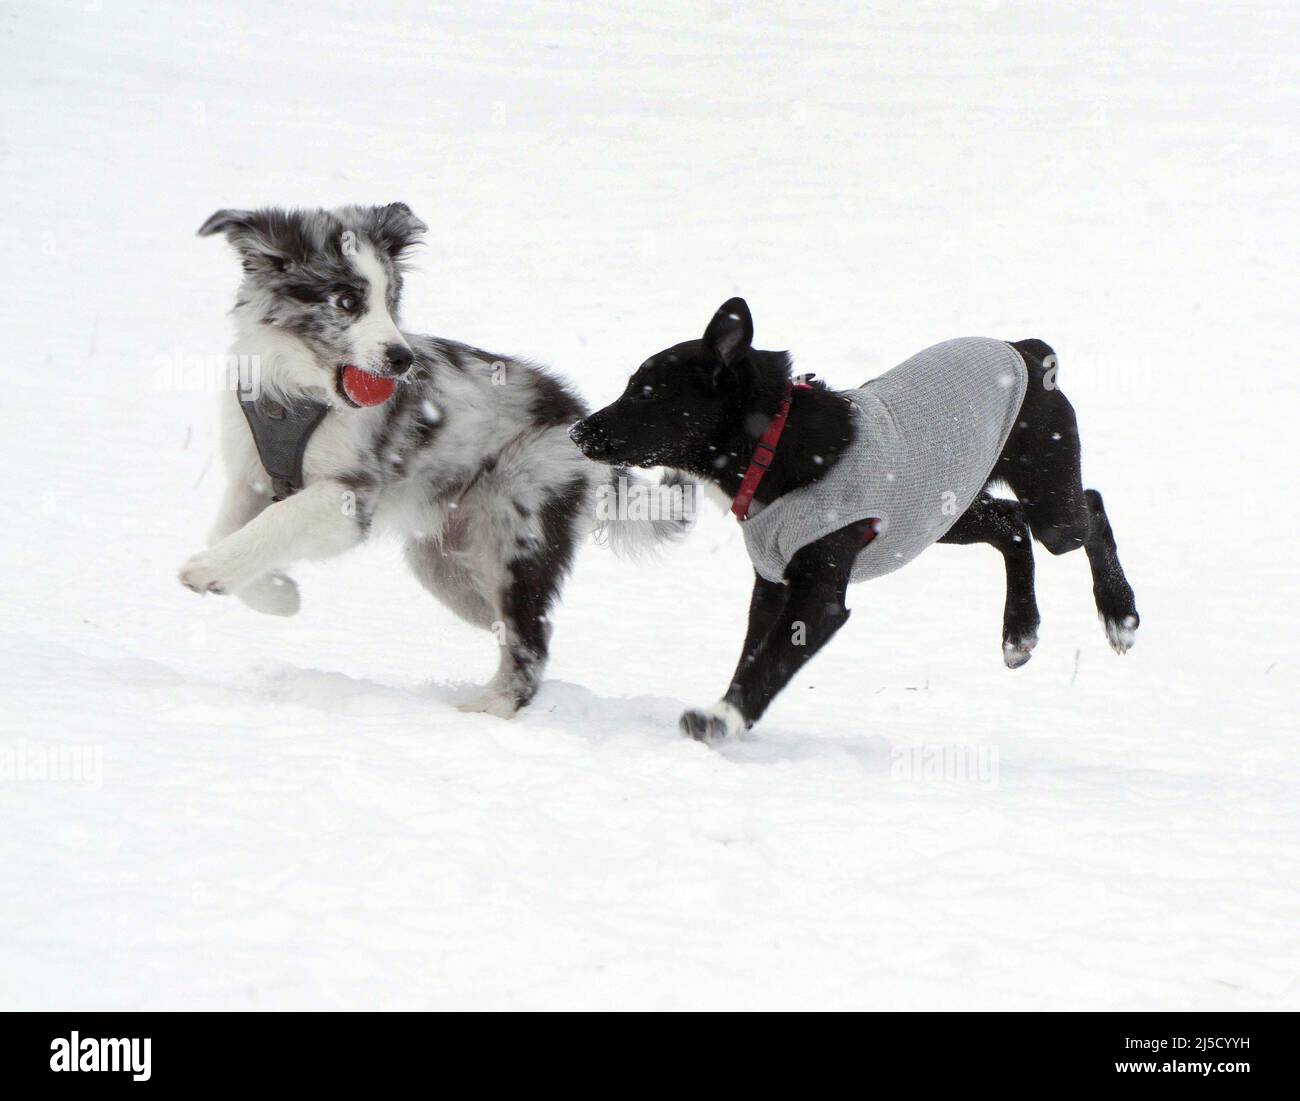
[334,291,360,313]
[628,383,657,403]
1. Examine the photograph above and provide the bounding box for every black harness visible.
[237,387,329,501]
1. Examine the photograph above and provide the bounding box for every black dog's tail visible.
[592,468,696,557]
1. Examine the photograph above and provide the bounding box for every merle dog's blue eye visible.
[335,292,359,312]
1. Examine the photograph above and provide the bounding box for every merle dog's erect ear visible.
[197,209,254,239]
[703,297,754,366]
[366,201,428,259]
[197,208,307,273]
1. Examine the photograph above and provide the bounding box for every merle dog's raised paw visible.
[178,566,228,595]
[178,548,252,597]
[180,545,263,597]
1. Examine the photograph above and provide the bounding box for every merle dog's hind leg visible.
[940,492,1041,667]
[477,477,586,717]
[998,339,1139,653]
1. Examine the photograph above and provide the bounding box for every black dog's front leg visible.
[680,521,870,741]
[734,572,789,673]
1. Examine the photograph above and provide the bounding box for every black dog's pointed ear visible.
[703,297,754,366]
[367,201,428,259]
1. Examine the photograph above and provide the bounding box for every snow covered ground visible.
[1,1,1297,1010]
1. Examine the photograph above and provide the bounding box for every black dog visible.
[570,298,1139,740]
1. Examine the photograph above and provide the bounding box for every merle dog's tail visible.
[592,467,696,557]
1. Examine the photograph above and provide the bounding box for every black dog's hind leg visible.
[680,519,871,740]
[940,492,1041,667]
[998,340,1139,654]
[1083,489,1139,653]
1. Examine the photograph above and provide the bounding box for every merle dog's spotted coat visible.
[571,298,1140,740]
[180,204,689,717]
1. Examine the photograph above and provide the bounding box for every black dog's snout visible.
[384,343,415,374]
[569,419,610,457]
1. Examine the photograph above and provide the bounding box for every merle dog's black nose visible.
[384,343,414,374]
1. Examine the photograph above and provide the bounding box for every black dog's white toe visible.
[679,702,745,742]
[1103,614,1138,655]
[1002,632,1038,669]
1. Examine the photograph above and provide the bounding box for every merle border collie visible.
[178,203,689,717]
[570,298,1139,740]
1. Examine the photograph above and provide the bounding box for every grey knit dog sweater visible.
[740,337,1028,584]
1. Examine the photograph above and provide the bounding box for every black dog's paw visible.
[679,710,721,740]
[1002,629,1039,669]
[678,702,745,742]
[1102,612,1139,655]
[1094,574,1139,655]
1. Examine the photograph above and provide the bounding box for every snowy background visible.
[1,1,1297,1010]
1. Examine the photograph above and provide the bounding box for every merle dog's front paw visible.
[178,551,233,595]
[178,548,257,597]
[679,701,746,742]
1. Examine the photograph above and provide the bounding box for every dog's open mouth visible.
[336,365,397,408]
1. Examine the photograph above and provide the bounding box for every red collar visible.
[730,380,811,521]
